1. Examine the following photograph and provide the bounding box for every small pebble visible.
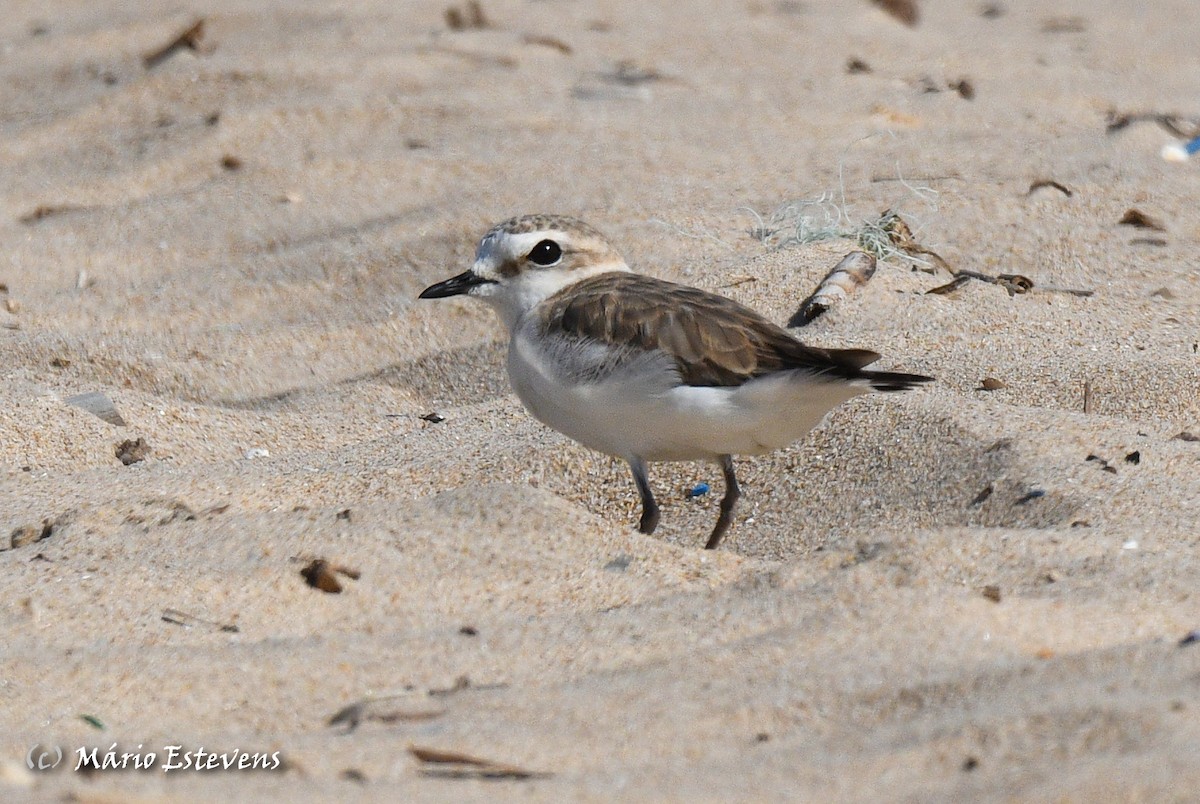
[1121,540,1138,551]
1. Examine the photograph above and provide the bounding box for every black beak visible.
[418,270,493,299]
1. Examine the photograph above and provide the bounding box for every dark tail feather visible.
[862,369,935,392]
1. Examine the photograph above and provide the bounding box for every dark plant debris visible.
[970,485,993,506]
[1124,450,1140,465]
[926,271,1034,297]
[979,377,1005,391]
[1015,489,1045,505]
[408,745,551,780]
[846,57,872,74]
[1118,208,1166,232]
[19,203,89,224]
[522,34,571,54]
[161,608,239,633]
[10,519,55,550]
[115,437,151,466]
[949,78,974,100]
[1027,179,1072,197]
[981,585,1002,603]
[143,19,207,69]
[329,697,446,733]
[1105,110,1200,138]
[419,412,446,423]
[445,1,489,30]
[300,559,360,594]
[871,0,919,27]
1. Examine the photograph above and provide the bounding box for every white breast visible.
[505,324,868,463]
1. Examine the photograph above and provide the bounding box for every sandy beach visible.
[2,0,1198,799]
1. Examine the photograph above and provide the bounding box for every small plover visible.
[420,214,932,549]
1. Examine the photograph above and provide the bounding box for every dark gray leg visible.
[704,455,740,550]
[628,458,660,534]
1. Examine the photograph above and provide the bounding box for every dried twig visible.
[925,269,1034,297]
[161,608,239,633]
[408,746,551,780]
[329,697,445,732]
[1106,110,1200,138]
[1027,179,1073,197]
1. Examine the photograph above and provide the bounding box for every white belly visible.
[506,329,867,462]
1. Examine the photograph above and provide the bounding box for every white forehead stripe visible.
[477,228,568,263]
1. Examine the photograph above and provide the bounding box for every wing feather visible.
[539,272,927,388]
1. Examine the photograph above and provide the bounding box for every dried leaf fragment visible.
[1118,208,1166,231]
[300,559,359,593]
[408,746,551,780]
[143,19,206,69]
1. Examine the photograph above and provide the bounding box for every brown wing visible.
[538,272,891,387]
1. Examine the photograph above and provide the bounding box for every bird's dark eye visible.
[527,239,562,266]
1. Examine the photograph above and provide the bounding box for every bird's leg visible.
[628,458,660,534]
[705,455,740,550]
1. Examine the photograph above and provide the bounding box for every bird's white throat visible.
[478,260,630,333]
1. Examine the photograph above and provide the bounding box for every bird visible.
[419,214,932,549]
